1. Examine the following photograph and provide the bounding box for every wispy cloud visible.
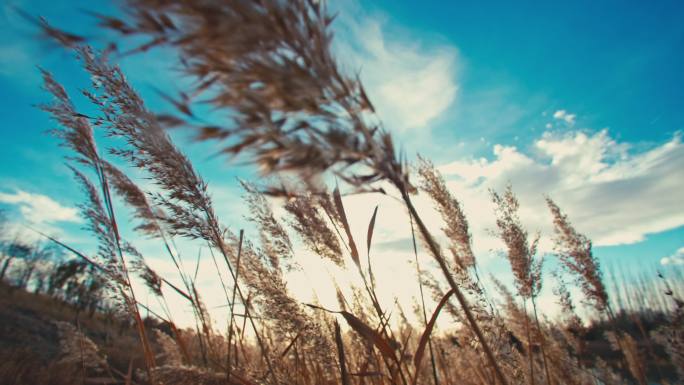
[0,189,79,224]
[334,4,458,134]
[552,109,577,125]
[661,247,684,266]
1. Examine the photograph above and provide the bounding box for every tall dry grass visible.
[11,1,683,384]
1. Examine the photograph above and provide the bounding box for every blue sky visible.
[1,0,683,322]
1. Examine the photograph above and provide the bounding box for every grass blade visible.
[413,289,455,384]
[333,185,360,267]
[334,321,351,385]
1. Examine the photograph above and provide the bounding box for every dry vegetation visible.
[1,0,683,384]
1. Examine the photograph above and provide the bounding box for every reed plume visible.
[546,198,608,312]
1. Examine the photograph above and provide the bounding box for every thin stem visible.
[523,300,536,385]
[400,189,509,385]
[95,160,156,374]
[409,213,440,385]
[204,217,276,383]
[226,230,244,382]
[531,297,553,385]
[605,304,646,385]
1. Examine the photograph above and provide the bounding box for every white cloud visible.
[0,190,80,224]
[552,109,577,125]
[661,247,684,266]
[438,130,684,247]
[334,5,458,133]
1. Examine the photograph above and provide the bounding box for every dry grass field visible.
[0,1,682,384]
